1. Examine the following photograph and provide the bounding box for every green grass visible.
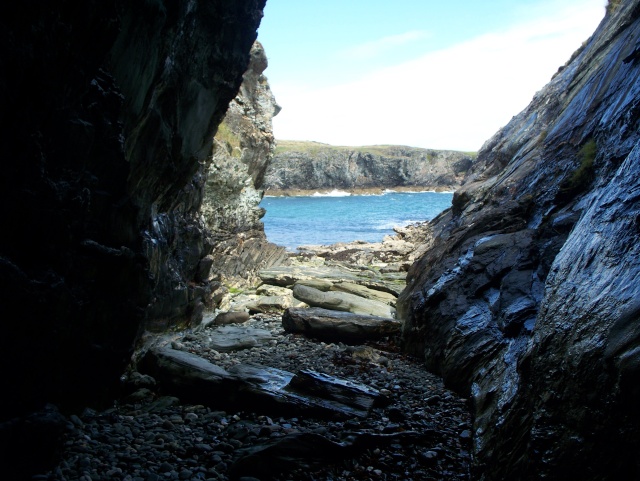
[274,139,476,158]
[559,138,597,199]
[607,0,622,15]
[215,121,242,157]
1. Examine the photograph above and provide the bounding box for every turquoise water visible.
[259,190,453,250]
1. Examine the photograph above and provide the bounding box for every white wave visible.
[311,189,352,197]
[375,219,425,230]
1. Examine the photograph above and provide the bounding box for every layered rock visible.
[398,2,640,479]
[202,41,288,287]
[0,0,266,420]
[264,141,475,194]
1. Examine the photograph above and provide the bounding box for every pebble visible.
[42,314,471,481]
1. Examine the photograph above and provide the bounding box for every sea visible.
[259,189,453,251]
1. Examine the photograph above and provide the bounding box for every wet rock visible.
[139,347,386,420]
[292,284,395,318]
[399,3,640,479]
[283,307,402,343]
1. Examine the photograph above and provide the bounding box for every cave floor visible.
[44,314,471,481]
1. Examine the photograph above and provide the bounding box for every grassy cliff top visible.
[274,140,477,158]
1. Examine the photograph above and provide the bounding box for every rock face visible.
[202,41,288,286]
[283,307,402,343]
[0,0,266,417]
[398,2,640,479]
[264,141,475,194]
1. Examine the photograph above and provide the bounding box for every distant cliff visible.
[202,42,288,286]
[264,141,475,194]
[399,1,640,479]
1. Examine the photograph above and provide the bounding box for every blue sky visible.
[257,0,607,151]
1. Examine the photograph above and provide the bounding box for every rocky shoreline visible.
[264,186,455,197]
[43,313,471,481]
[39,228,473,481]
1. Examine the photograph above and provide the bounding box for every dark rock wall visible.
[264,142,474,193]
[0,0,266,416]
[399,2,640,479]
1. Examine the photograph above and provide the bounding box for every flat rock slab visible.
[139,347,386,419]
[282,307,402,343]
[259,264,406,296]
[331,281,397,306]
[208,325,275,352]
[292,284,396,318]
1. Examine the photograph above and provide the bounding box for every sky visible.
[257,0,607,152]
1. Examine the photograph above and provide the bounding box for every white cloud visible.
[338,30,431,60]
[271,1,605,152]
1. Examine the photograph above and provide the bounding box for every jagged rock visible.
[292,284,396,318]
[264,141,474,195]
[213,311,251,326]
[282,307,402,343]
[139,347,386,420]
[202,41,288,287]
[398,2,640,479]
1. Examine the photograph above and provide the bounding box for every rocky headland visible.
[201,41,289,288]
[1,1,639,481]
[264,141,475,196]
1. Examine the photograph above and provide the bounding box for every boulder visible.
[292,284,395,318]
[244,295,305,314]
[282,307,402,343]
[213,311,251,326]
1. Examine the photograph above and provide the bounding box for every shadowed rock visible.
[229,431,427,480]
[139,347,387,419]
[282,307,402,343]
